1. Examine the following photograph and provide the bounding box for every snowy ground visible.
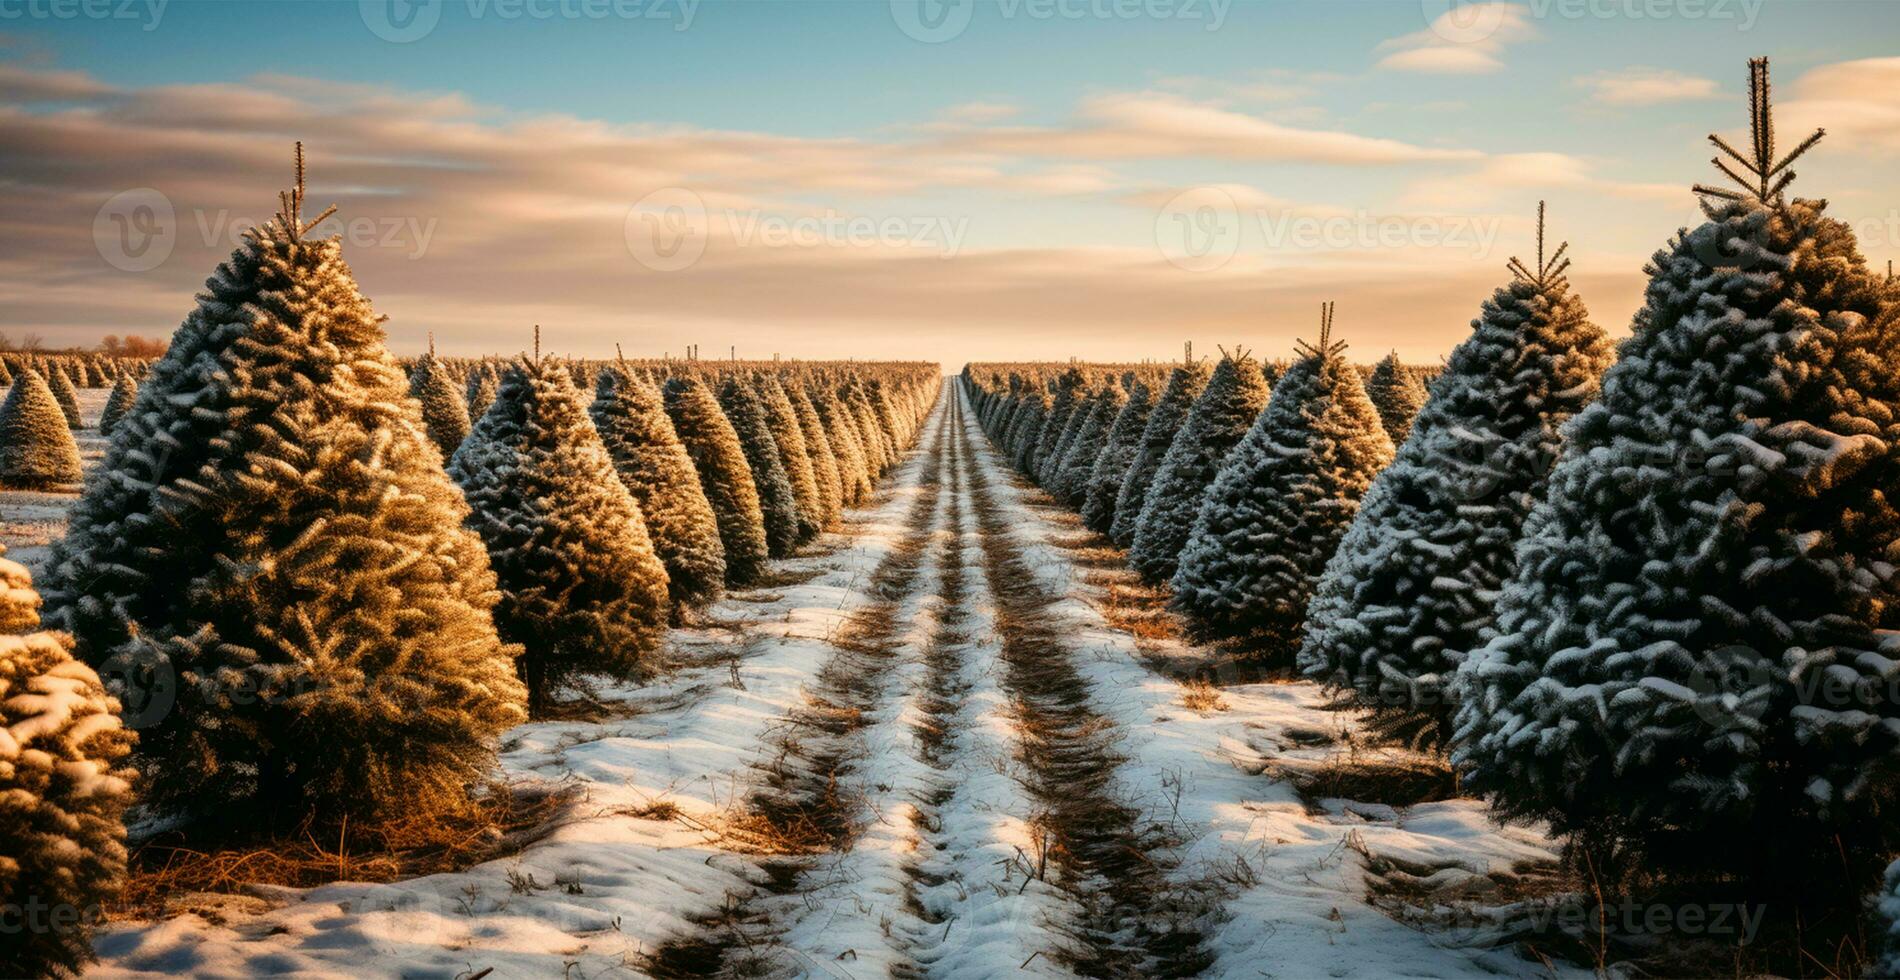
[0,386,111,570]
[48,383,1577,978]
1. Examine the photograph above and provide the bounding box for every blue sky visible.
[3,1,1898,364]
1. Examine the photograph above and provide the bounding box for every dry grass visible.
[113,780,579,921]
[1179,679,1228,713]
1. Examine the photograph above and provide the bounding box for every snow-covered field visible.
[29,384,1572,978]
[0,386,110,569]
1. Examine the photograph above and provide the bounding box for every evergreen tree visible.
[466,364,498,420]
[1081,377,1153,534]
[1172,308,1393,650]
[787,380,844,528]
[42,148,526,829]
[99,371,137,436]
[1111,361,1208,548]
[591,366,727,609]
[718,375,801,558]
[0,370,83,490]
[1051,383,1124,507]
[1031,368,1086,480]
[666,374,770,585]
[813,379,872,506]
[0,549,133,980]
[1363,351,1429,446]
[1302,206,1611,746]
[410,347,472,457]
[757,373,824,542]
[1453,63,1900,890]
[1128,353,1268,582]
[44,363,81,428]
[0,358,13,386]
[452,356,670,711]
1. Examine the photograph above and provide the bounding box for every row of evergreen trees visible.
[0,145,938,977]
[966,58,1900,963]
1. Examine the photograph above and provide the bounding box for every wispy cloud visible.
[1782,57,1900,152]
[1375,2,1535,75]
[1574,68,1721,107]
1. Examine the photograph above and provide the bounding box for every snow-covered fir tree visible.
[410,345,472,456]
[1030,368,1086,481]
[787,379,844,527]
[718,374,802,558]
[466,364,498,420]
[1302,205,1611,746]
[44,363,81,428]
[1007,386,1050,474]
[0,370,83,490]
[1453,62,1900,890]
[666,374,770,585]
[1081,376,1152,533]
[1363,351,1428,446]
[1051,382,1124,507]
[1172,307,1393,650]
[42,147,526,829]
[591,365,727,611]
[452,353,670,711]
[0,549,133,980]
[1128,352,1270,583]
[811,379,872,506]
[758,374,826,543]
[1111,360,1208,548]
[98,371,137,436]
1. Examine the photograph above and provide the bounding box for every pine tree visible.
[0,357,13,386]
[1363,351,1428,446]
[99,371,137,436]
[1008,386,1050,474]
[0,549,133,980]
[756,373,825,543]
[592,365,727,609]
[1171,308,1393,650]
[787,379,844,528]
[1129,352,1270,583]
[1111,361,1208,548]
[666,374,770,585]
[1051,383,1125,507]
[1031,368,1086,481]
[718,375,801,558]
[1453,62,1900,889]
[44,363,81,428]
[0,370,83,490]
[812,379,872,506]
[466,364,498,421]
[42,146,526,829]
[452,356,670,711]
[1302,205,1611,746]
[410,345,472,457]
[1040,373,1098,489]
[1081,377,1153,534]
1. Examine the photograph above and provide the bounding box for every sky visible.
[2,0,1898,368]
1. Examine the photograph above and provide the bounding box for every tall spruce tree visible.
[452,354,671,711]
[1081,376,1153,533]
[591,365,727,610]
[0,549,134,980]
[1128,352,1270,583]
[666,374,770,585]
[1031,368,1086,481]
[1363,351,1429,446]
[758,374,824,542]
[44,363,80,428]
[1051,383,1124,507]
[812,380,872,506]
[42,146,526,829]
[1302,206,1612,746]
[1171,307,1393,651]
[718,375,802,558]
[410,344,472,457]
[0,370,83,490]
[787,379,844,528]
[466,364,498,420]
[1453,61,1900,889]
[99,371,137,436]
[1111,359,1208,548]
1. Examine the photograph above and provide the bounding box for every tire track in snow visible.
[649,390,952,978]
[956,384,1215,978]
